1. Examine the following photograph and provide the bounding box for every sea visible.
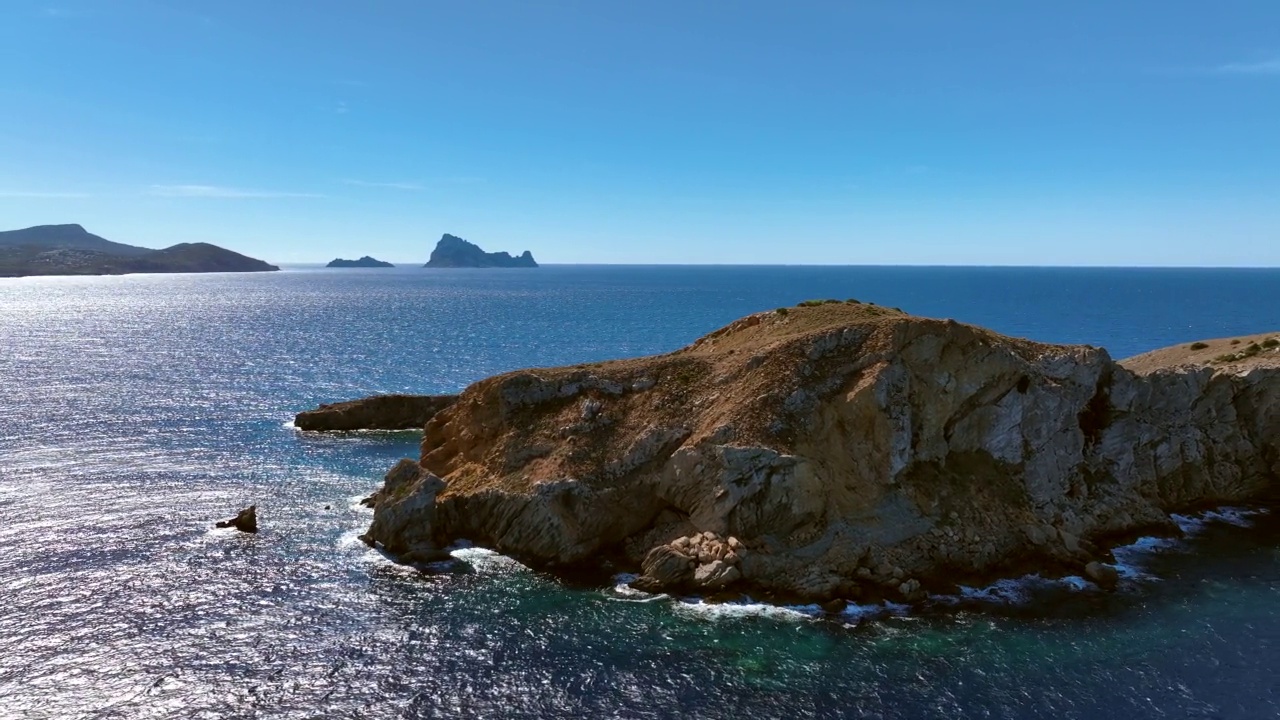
[2,265,1280,719]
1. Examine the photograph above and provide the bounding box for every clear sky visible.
[1,1,1278,265]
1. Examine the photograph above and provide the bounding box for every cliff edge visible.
[361,301,1280,601]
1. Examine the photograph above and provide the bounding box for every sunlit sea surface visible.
[3,265,1280,719]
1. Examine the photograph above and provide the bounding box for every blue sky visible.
[1,1,1277,265]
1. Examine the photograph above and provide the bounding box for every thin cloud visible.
[335,101,349,114]
[148,184,323,199]
[0,190,91,198]
[1215,58,1280,75]
[342,179,426,191]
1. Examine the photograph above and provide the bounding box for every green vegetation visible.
[1189,342,1209,350]
[797,299,841,307]
[1213,338,1278,364]
[845,298,862,304]
[775,307,789,316]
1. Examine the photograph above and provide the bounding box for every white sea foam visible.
[671,598,825,621]
[449,545,523,572]
[1171,506,1266,535]
[336,529,369,550]
[840,602,908,622]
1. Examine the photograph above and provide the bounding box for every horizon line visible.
[275,261,1280,270]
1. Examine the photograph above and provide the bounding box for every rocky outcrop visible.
[0,224,278,277]
[424,234,537,268]
[359,301,1280,602]
[327,256,394,268]
[216,506,258,533]
[294,394,457,432]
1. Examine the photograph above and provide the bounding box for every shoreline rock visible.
[357,302,1280,602]
[294,394,457,432]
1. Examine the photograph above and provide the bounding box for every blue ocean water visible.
[2,265,1279,719]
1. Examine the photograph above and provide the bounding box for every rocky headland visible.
[294,394,457,432]
[424,234,537,268]
[0,224,279,277]
[327,256,395,268]
[358,300,1280,603]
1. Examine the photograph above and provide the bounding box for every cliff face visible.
[424,234,537,268]
[361,302,1280,601]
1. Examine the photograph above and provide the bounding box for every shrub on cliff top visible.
[1189,342,1209,350]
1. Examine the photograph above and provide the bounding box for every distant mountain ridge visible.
[0,223,152,256]
[424,234,537,268]
[0,224,278,277]
[327,256,395,268]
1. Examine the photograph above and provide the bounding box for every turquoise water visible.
[2,266,1279,718]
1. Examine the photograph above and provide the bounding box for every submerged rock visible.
[359,302,1280,602]
[216,506,258,533]
[294,394,457,432]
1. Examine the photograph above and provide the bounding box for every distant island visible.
[424,233,537,268]
[0,224,278,278]
[327,256,395,268]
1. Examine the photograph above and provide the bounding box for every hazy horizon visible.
[3,1,1278,265]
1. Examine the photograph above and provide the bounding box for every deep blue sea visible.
[3,265,1280,719]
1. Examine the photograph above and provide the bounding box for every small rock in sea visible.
[216,505,258,534]
[1084,561,1120,591]
[324,505,332,510]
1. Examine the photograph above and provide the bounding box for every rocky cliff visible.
[360,301,1280,602]
[424,234,537,268]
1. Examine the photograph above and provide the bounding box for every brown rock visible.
[1084,561,1120,591]
[216,505,257,533]
[635,545,695,591]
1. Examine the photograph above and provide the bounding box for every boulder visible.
[1084,561,1120,591]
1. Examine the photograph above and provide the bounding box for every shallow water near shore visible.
[3,265,1280,718]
